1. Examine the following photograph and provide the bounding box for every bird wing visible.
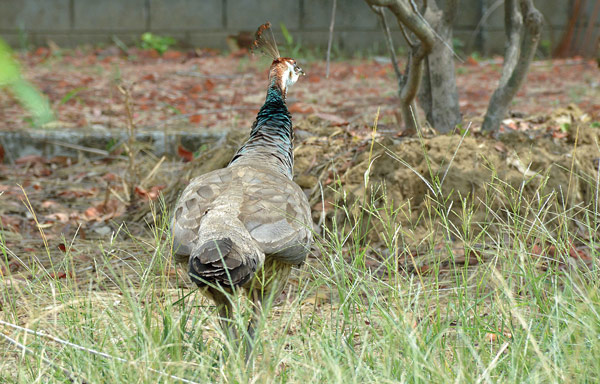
[171,168,233,259]
[236,166,313,265]
[172,165,312,266]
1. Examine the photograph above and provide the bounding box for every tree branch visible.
[366,0,435,51]
[482,0,542,132]
[499,0,523,87]
[366,0,436,133]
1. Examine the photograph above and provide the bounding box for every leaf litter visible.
[0,47,598,337]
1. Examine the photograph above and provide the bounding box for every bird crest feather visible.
[252,22,280,60]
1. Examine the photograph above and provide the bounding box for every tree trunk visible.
[482,0,542,132]
[418,1,461,133]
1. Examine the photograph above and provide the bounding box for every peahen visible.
[170,22,312,359]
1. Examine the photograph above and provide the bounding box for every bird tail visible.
[189,230,263,288]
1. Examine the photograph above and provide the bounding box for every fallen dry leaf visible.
[177,145,194,162]
[84,199,125,222]
[314,113,349,126]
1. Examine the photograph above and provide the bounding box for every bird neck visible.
[228,84,294,179]
[269,73,288,100]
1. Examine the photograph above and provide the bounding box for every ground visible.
[0,47,599,382]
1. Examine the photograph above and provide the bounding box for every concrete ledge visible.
[0,129,227,163]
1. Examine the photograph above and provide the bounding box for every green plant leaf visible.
[279,22,293,46]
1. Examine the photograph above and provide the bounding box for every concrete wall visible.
[0,0,598,55]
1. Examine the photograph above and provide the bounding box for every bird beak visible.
[299,67,305,76]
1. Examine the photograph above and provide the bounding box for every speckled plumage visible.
[170,23,310,358]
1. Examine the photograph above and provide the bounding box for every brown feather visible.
[251,22,280,59]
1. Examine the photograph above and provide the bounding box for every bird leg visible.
[210,289,241,359]
[244,289,264,363]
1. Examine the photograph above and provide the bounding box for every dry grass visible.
[1,124,600,383]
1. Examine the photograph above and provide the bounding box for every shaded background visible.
[0,0,599,56]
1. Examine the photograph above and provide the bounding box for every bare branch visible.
[482,0,543,132]
[366,0,436,51]
[365,0,436,133]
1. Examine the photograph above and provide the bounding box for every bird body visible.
[170,22,312,355]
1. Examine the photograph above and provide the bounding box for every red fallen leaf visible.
[58,243,67,252]
[34,46,49,57]
[135,185,166,201]
[102,172,118,182]
[0,261,20,276]
[23,247,35,252]
[314,113,348,126]
[0,215,21,230]
[531,244,543,256]
[49,271,68,279]
[0,143,4,163]
[58,189,98,199]
[41,200,60,209]
[142,73,156,81]
[203,79,215,92]
[307,75,320,83]
[15,155,46,165]
[189,114,202,124]
[163,50,183,60]
[177,145,194,162]
[46,212,69,223]
[140,49,160,59]
[190,84,203,93]
[288,103,315,114]
[552,131,569,139]
[568,240,591,261]
[374,67,388,77]
[466,56,479,66]
[84,199,125,222]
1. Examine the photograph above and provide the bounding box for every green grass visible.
[1,138,599,383]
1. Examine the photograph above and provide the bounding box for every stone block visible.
[297,29,397,54]
[150,0,222,30]
[303,0,377,30]
[74,0,146,31]
[0,0,70,31]
[227,0,300,30]
[189,31,230,49]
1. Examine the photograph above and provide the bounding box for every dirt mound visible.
[133,115,598,248]
[292,119,599,247]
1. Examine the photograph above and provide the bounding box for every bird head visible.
[252,22,305,97]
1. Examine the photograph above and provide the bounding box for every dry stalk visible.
[117,83,139,203]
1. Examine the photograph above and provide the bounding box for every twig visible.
[140,155,166,188]
[111,35,130,57]
[0,319,202,384]
[47,141,128,160]
[325,0,337,78]
[118,84,138,202]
